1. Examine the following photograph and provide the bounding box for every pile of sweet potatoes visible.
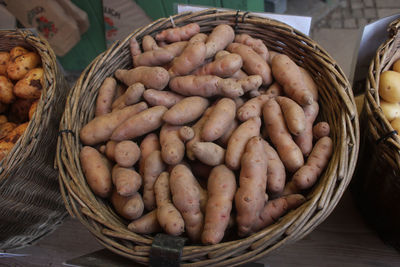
[79,23,333,244]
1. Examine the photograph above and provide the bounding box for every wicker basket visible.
[352,18,400,250]
[0,30,68,250]
[57,9,359,266]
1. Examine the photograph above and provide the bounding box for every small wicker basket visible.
[0,30,68,250]
[57,9,359,266]
[352,18,400,250]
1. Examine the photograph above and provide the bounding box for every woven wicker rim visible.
[56,9,359,266]
[364,18,400,169]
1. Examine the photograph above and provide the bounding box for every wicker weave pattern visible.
[57,9,359,266]
[0,30,68,250]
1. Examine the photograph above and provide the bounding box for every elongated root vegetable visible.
[129,37,141,56]
[128,210,162,234]
[139,133,160,175]
[214,50,248,79]
[271,54,314,106]
[178,126,194,142]
[313,121,330,140]
[237,94,272,121]
[112,165,142,197]
[299,67,318,102]
[193,53,242,78]
[217,119,239,147]
[115,66,169,90]
[263,140,286,196]
[263,98,304,172]
[143,89,184,108]
[170,164,204,241]
[294,101,319,156]
[155,172,185,236]
[160,124,185,165]
[142,150,166,211]
[235,137,268,236]
[226,117,261,170]
[80,146,112,198]
[202,98,236,141]
[276,96,306,136]
[114,140,140,167]
[133,49,174,67]
[142,35,159,51]
[169,75,247,98]
[111,106,167,141]
[163,96,209,125]
[105,140,117,161]
[227,43,272,85]
[112,83,145,110]
[163,41,188,57]
[186,107,213,160]
[111,191,144,220]
[285,136,333,195]
[202,165,236,244]
[205,24,235,58]
[156,23,200,43]
[80,102,148,145]
[235,34,269,61]
[169,41,206,77]
[95,77,116,116]
[192,142,225,166]
[251,194,305,232]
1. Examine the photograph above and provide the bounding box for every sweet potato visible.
[214,50,248,79]
[95,77,116,116]
[9,46,29,60]
[111,82,144,111]
[13,68,44,99]
[294,101,319,156]
[128,210,162,234]
[105,140,117,161]
[111,190,144,220]
[299,67,318,102]
[251,194,305,232]
[189,33,208,44]
[237,94,272,121]
[169,42,206,77]
[169,75,244,98]
[115,66,169,90]
[162,41,188,57]
[155,23,200,43]
[155,172,185,236]
[217,119,239,147]
[227,43,272,86]
[225,117,261,170]
[80,146,112,198]
[262,140,286,196]
[139,133,160,176]
[235,136,268,236]
[205,24,235,58]
[178,126,194,142]
[163,96,209,125]
[7,52,41,80]
[114,140,141,167]
[201,98,236,141]
[0,75,15,104]
[235,34,269,61]
[186,107,213,160]
[271,54,314,106]
[263,98,304,172]
[129,37,141,57]
[112,165,142,197]
[143,88,184,108]
[142,35,159,51]
[133,49,174,67]
[192,142,225,166]
[143,150,166,211]
[170,164,204,241]
[0,122,16,139]
[160,124,185,165]
[0,52,10,76]
[193,53,243,78]
[202,165,236,244]
[313,121,330,140]
[276,96,306,136]
[80,102,148,145]
[111,105,167,141]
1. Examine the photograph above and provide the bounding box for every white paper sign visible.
[176,4,312,36]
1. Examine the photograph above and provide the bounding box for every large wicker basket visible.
[352,18,400,249]
[0,30,68,250]
[57,9,359,266]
